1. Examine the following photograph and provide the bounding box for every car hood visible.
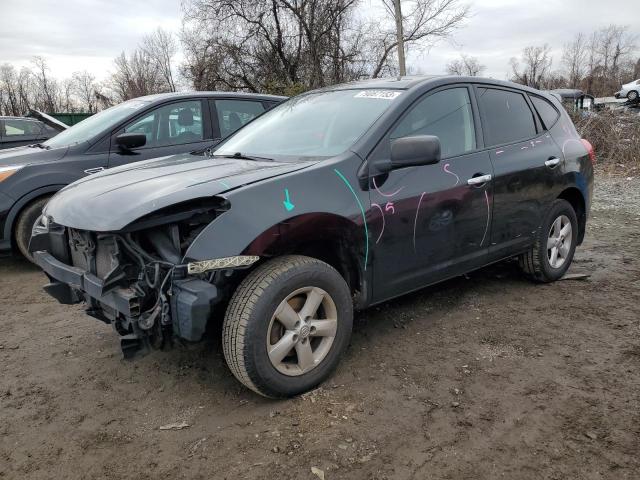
[27,110,68,131]
[0,144,68,167]
[45,153,317,231]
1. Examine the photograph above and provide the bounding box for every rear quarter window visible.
[476,87,537,146]
[530,95,560,130]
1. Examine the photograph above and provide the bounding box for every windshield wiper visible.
[29,143,50,150]
[213,152,274,162]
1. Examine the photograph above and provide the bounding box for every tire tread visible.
[222,255,344,397]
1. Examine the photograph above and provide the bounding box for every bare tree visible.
[142,28,178,92]
[181,0,365,93]
[72,71,98,113]
[31,56,59,112]
[0,64,22,115]
[60,78,76,112]
[109,49,169,101]
[509,44,553,89]
[446,53,485,76]
[561,33,587,88]
[577,25,637,96]
[180,0,469,92]
[371,0,470,78]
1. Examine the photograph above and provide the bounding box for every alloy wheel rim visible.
[547,214,572,269]
[266,286,338,376]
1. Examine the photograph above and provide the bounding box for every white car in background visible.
[614,79,640,101]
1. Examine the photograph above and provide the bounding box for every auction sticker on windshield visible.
[354,90,402,100]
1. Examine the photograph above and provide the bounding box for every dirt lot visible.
[1,175,639,480]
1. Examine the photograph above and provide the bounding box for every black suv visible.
[0,92,285,260]
[31,76,594,398]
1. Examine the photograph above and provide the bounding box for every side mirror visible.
[390,135,440,168]
[116,132,146,150]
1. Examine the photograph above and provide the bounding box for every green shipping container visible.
[49,112,94,126]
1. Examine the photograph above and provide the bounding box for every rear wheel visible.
[222,255,353,398]
[628,90,639,102]
[519,199,578,282]
[14,196,50,263]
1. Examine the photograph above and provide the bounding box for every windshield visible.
[215,89,403,158]
[44,99,151,148]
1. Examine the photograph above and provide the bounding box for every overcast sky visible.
[0,0,638,85]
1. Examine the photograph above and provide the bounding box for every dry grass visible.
[571,109,640,176]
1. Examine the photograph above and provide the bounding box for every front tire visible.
[519,199,578,282]
[14,196,50,263]
[222,255,353,398]
[627,90,639,102]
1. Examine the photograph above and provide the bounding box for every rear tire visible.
[519,199,578,283]
[627,90,639,102]
[14,196,50,263]
[222,255,353,398]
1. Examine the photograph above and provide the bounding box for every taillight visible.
[581,139,595,165]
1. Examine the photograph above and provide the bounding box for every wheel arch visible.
[242,212,368,308]
[557,187,586,245]
[4,185,63,249]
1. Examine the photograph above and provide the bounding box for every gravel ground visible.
[1,174,639,480]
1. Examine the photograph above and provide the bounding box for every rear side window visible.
[216,100,265,138]
[530,95,560,129]
[391,87,476,158]
[476,88,537,146]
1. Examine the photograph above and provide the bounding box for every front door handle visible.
[545,157,561,168]
[84,167,105,175]
[467,174,492,186]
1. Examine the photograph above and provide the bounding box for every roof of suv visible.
[133,91,288,103]
[316,75,549,97]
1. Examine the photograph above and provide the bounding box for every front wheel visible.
[15,196,51,263]
[222,255,353,398]
[627,90,639,102]
[519,199,578,282]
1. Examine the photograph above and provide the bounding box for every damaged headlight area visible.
[32,196,258,359]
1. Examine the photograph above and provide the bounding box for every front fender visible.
[184,156,371,271]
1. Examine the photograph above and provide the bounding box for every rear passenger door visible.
[108,99,212,168]
[210,99,266,142]
[475,86,564,259]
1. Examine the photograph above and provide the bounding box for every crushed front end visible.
[30,197,254,359]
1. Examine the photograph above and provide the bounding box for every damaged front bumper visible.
[31,223,222,359]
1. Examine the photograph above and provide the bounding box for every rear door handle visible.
[467,174,492,186]
[84,167,105,175]
[545,157,561,168]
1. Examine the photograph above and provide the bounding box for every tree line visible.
[1,0,638,116]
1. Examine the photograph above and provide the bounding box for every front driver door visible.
[368,86,494,303]
[108,99,212,168]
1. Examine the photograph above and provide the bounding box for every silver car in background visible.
[614,79,640,101]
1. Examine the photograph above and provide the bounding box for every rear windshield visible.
[215,89,403,158]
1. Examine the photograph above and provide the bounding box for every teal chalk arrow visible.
[283,189,295,211]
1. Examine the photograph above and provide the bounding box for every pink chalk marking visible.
[412,192,427,253]
[480,190,490,247]
[372,176,404,198]
[535,139,542,143]
[561,138,584,157]
[385,202,395,214]
[371,203,385,244]
[443,163,460,185]
[495,150,504,155]
[520,146,528,150]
